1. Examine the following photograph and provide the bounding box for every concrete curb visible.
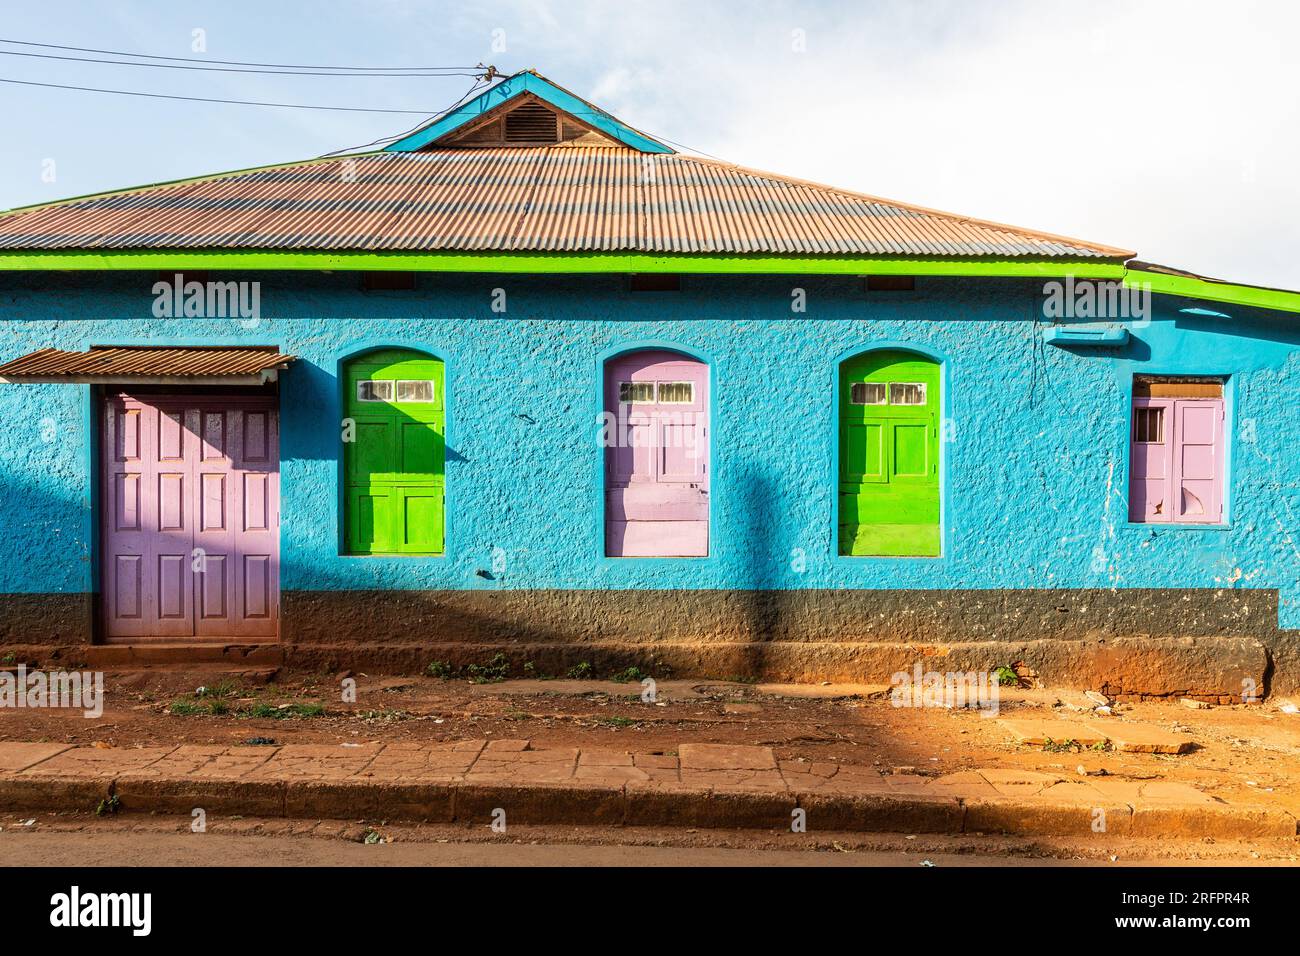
[1,773,1294,839]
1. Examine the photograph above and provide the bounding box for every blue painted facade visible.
[2,271,1299,627]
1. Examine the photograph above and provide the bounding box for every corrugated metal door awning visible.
[0,346,296,385]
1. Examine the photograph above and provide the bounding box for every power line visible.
[321,77,495,156]
[0,37,481,72]
[0,76,438,114]
[0,48,482,78]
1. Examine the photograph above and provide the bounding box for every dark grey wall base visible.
[281,587,1282,646]
[4,588,1297,696]
[279,587,1295,696]
[0,593,92,644]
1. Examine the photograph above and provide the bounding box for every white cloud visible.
[524,0,1300,288]
[2,0,1295,288]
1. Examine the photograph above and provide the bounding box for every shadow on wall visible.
[738,469,784,676]
[0,458,92,595]
[278,360,338,464]
[0,464,94,643]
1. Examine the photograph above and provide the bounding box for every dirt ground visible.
[2,664,1298,821]
[2,815,1291,866]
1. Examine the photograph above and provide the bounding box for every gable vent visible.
[505,102,560,142]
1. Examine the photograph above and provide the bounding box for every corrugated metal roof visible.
[0,149,1132,259]
[0,347,295,378]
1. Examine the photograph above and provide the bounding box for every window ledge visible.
[1123,522,1231,531]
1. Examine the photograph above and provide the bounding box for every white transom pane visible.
[890,382,926,405]
[657,381,694,404]
[619,381,655,403]
[850,382,887,405]
[396,380,435,403]
[357,380,394,402]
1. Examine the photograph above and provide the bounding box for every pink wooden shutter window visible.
[1173,399,1224,523]
[1128,396,1223,524]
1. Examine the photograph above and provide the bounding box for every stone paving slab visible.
[0,742,71,773]
[678,744,776,771]
[996,719,1109,747]
[0,740,1292,839]
[753,683,890,700]
[359,740,485,781]
[19,746,176,778]
[998,718,1194,754]
[1083,722,1195,754]
[129,745,279,779]
[244,744,384,782]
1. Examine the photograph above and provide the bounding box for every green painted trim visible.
[0,249,1128,277]
[1126,269,1300,315]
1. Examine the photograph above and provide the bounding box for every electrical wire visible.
[0,76,438,113]
[0,37,480,72]
[0,48,482,77]
[320,77,495,156]
[0,38,716,161]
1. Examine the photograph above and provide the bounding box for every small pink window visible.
[1128,391,1224,524]
[1131,406,1164,443]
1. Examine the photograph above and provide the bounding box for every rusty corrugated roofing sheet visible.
[0,148,1132,258]
[0,347,295,378]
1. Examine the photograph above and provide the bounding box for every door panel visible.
[102,395,280,642]
[399,488,445,553]
[157,554,189,623]
[606,519,708,558]
[240,554,273,620]
[608,417,656,484]
[243,471,272,532]
[113,473,142,531]
[113,555,143,620]
[839,351,941,557]
[198,555,227,620]
[604,351,709,557]
[158,473,186,531]
[844,422,887,483]
[892,422,930,478]
[346,489,384,554]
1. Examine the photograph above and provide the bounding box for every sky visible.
[1,0,1297,288]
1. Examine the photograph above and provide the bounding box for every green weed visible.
[465,653,511,684]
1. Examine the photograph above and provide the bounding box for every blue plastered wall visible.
[2,271,1299,626]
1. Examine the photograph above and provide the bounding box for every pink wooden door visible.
[103,395,279,641]
[604,351,709,556]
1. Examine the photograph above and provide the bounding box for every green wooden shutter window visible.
[344,349,445,555]
[838,350,940,557]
